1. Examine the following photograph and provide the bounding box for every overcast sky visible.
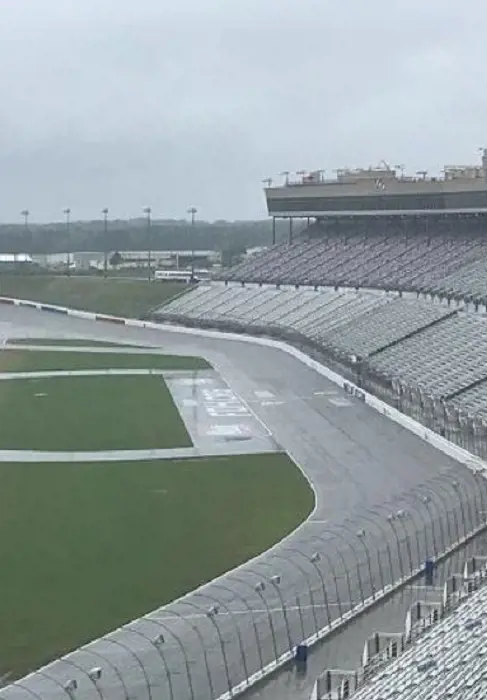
[1,0,486,223]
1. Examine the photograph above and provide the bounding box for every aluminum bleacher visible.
[426,257,487,303]
[157,214,487,459]
[370,313,487,398]
[157,283,487,438]
[217,221,487,297]
[313,556,487,700]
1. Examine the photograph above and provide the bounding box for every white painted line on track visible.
[254,390,275,399]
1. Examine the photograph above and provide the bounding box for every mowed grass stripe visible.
[0,375,192,451]
[7,338,148,348]
[0,349,209,372]
[0,454,314,677]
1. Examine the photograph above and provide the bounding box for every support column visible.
[289,217,293,244]
[272,217,276,246]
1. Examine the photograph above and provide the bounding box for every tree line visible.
[0,218,295,257]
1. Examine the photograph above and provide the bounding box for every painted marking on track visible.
[329,397,353,407]
[226,387,273,438]
[206,425,251,438]
[261,400,285,407]
[254,390,275,399]
[202,388,251,418]
[177,378,213,386]
[304,519,329,525]
[314,390,338,396]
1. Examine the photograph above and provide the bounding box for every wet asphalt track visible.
[0,305,484,700]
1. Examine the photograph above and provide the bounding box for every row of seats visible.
[218,220,487,300]
[340,573,487,700]
[158,284,487,420]
[426,257,487,301]
[372,313,487,398]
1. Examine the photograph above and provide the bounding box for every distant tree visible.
[221,242,247,267]
[109,251,123,267]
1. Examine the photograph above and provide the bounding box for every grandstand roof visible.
[265,152,487,217]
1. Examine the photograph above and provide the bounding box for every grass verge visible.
[0,453,313,677]
[0,375,192,451]
[0,349,210,372]
[0,275,186,317]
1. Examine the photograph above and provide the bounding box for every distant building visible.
[0,253,33,269]
[245,246,268,258]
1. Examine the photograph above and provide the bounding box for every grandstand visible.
[154,150,487,462]
[314,554,487,700]
[220,218,487,295]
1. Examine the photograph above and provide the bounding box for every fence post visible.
[105,634,152,700]
[167,604,215,699]
[372,504,407,580]
[354,509,394,591]
[270,549,320,637]
[126,626,174,700]
[193,591,250,689]
[306,534,347,620]
[209,581,264,676]
[60,658,103,700]
[327,526,366,606]
[145,615,198,700]
[255,563,295,651]
[83,646,131,700]
[224,575,272,668]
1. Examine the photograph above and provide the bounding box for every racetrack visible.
[0,304,484,700]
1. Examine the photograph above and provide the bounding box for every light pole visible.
[63,208,71,276]
[143,206,152,281]
[187,207,197,279]
[20,209,29,261]
[102,208,109,278]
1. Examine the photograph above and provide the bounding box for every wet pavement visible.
[0,305,486,700]
[165,369,281,456]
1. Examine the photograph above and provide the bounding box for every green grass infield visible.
[0,454,314,677]
[0,349,210,372]
[0,275,186,318]
[0,374,192,451]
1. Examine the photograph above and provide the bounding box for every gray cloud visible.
[1,0,486,222]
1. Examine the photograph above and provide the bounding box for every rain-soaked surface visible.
[1,304,486,700]
[165,369,282,456]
